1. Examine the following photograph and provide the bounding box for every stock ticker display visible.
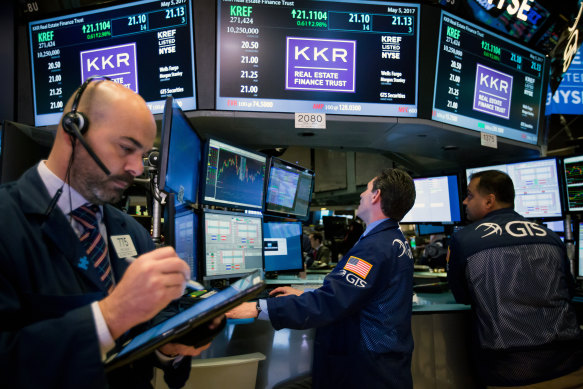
[216,0,420,116]
[563,155,583,212]
[432,11,545,145]
[28,0,197,126]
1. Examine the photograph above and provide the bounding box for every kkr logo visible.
[80,43,138,93]
[476,221,547,238]
[393,239,413,259]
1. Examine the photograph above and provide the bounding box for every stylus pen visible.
[125,256,205,291]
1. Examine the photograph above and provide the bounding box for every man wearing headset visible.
[0,79,216,388]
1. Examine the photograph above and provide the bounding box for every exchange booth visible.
[4,0,582,388]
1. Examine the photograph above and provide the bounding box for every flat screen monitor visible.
[28,0,197,126]
[263,221,303,273]
[431,11,546,145]
[202,209,264,280]
[465,158,563,219]
[0,121,55,184]
[562,155,583,212]
[216,0,420,117]
[265,158,314,220]
[158,96,202,204]
[401,175,461,223]
[416,224,446,236]
[578,222,583,279]
[202,138,267,210]
[543,220,565,234]
[174,206,199,281]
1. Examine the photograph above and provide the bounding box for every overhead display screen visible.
[28,0,197,126]
[216,0,420,117]
[432,11,546,145]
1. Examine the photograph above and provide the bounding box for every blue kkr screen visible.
[216,0,420,117]
[432,11,545,145]
[28,0,197,126]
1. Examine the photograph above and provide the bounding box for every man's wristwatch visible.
[255,301,262,314]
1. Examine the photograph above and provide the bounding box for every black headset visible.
[62,75,111,175]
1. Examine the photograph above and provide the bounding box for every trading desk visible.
[198,275,477,389]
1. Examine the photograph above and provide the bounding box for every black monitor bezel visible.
[262,220,304,273]
[165,195,201,281]
[559,154,583,214]
[400,173,463,224]
[200,137,267,211]
[157,96,203,205]
[263,156,315,221]
[201,208,264,281]
[0,120,55,184]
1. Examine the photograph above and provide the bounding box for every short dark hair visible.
[310,232,323,243]
[372,168,416,221]
[470,170,515,206]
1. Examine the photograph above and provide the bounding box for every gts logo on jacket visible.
[392,239,413,259]
[476,221,547,238]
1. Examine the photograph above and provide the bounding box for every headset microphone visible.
[62,75,112,176]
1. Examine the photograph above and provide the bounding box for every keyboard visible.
[255,286,279,300]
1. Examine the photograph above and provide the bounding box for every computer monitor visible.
[28,0,197,126]
[263,221,303,273]
[0,121,55,184]
[164,197,199,280]
[202,209,263,280]
[562,155,583,212]
[401,175,462,223]
[416,224,446,236]
[216,0,420,117]
[543,220,565,234]
[158,96,202,204]
[465,157,563,219]
[578,222,583,279]
[201,138,267,210]
[264,158,314,220]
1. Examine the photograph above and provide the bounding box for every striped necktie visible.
[71,204,114,292]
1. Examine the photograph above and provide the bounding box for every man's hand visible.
[158,342,212,357]
[158,316,224,357]
[225,302,258,319]
[270,286,303,297]
[99,246,190,339]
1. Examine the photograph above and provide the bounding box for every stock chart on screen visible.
[563,155,583,212]
[203,138,266,210]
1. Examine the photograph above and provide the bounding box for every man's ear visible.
[485,193,496,210]
[371,189,381,204]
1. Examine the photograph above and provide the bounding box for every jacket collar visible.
[16,166,127,292]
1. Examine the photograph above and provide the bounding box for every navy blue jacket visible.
[267,219,414,389]
[448,208,582,386]
[0,166,189,389]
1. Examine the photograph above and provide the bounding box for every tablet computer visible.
[104,270,264,371]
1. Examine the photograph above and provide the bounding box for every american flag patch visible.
[343,256,372,279]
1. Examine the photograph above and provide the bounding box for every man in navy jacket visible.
[448,170,583,387]
[0,80,214,388]
[228,168,416,388]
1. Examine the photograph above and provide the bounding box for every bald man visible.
[0,80,214,388]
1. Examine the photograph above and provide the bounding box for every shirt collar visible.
[37,161,102,218]
[362,217,390,237]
